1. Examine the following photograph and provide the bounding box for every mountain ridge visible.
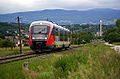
[0,8,120,25]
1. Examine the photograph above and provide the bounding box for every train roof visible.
[31,21,53,25]
[53,23,70,32]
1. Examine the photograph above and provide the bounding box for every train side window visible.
[55,28,58,36]
[60,28,63,41]
[64,31,66,41]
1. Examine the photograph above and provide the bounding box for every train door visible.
[63,29,65,46]
[67,31,69,47]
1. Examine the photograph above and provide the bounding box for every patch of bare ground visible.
[23,67,39,79]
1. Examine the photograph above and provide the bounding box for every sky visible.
[0,0,120,14]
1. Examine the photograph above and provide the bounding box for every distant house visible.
[5,36,29,47]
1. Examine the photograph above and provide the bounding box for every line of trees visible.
[70,31,94,44]
[104,19,120,43]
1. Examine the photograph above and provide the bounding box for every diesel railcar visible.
[29,21,70,52]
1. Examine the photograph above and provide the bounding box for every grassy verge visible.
[0,46,32,57]
[112,42,120,45]
[0,43,120,79]
[0,45,81,57]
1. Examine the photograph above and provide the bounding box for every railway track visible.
[0,53,41,64]
[0,45,87,64]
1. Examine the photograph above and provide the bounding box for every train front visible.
[29,21,51,52]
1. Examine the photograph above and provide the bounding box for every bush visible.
[0,39,15,49]
[54,51,89,78]
[24,43,29,46]
[104,19,120,43]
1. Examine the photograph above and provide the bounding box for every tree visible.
[104,19,120,43]
[0,33,5,39]
[104,28,117,42]
[107,32,120,43]
[116,19,120,29]
[70,31,94,44]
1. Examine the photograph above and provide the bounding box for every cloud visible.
[0,0,120,14]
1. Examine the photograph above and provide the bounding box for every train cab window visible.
[55,28,58,36]
[32,25,50,35]
[65,31,68,41]
[60,28,63,41]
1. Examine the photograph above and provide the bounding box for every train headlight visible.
[32,37,35,39]
[45,37,47,39]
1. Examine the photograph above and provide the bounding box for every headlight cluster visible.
[44,37,47,39]
[32,37,35,39]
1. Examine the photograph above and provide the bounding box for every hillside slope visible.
[0,8,120,25]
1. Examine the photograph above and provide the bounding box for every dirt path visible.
[105,42,120,54]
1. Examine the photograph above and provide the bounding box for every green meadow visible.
[0,43,120,79]
[0,46,32,57]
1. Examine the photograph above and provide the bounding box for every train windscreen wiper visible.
[38,28,46,34]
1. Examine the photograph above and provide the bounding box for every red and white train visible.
[29,21,70,52]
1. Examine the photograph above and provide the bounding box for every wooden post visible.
[17,16,22,53]
[23,62,28,69]
[23,62,29,74]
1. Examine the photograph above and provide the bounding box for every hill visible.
[65,24,117,34]
[0,8,120,25]
[0,22,117,35]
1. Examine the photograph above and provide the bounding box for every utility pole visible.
[17,16,22,53]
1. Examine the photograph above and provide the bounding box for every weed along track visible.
[0,45,84,64]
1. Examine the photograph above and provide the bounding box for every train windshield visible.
[32,25,49,34]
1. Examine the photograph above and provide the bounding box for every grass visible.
[112,42,120,45]
[71,44,85,47]
[0,46,32,57]
[0,45,81,57]
[0,43,120,79]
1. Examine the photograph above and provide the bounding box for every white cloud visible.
[0,0,120,14]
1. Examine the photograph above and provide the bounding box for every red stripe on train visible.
[46,24,56,45]
[29,26,32,45]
